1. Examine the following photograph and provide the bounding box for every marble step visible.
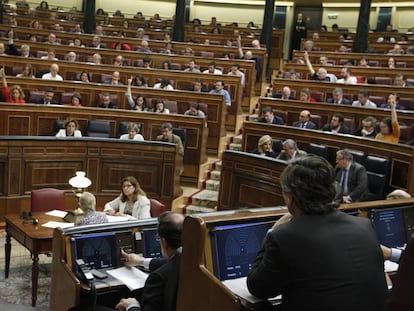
[232,134,243,144]
[190,189,218,208]
[209,170,221,181]
[229,143,242,151]
[206,179,220,191]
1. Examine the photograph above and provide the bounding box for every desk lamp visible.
[64,171,92,223]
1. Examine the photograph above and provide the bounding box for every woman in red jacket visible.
[1,68,25,104]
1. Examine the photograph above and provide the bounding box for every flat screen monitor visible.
[142,228,162,258]
[210,221,270,281]
[73,232,119,270]
[370,207,413,248]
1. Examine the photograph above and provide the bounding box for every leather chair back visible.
[31,188,65,213]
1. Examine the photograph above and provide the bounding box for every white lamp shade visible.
[69,171,92,189]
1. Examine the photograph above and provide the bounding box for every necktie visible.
[302,123,306,128]
[341,169,348,194]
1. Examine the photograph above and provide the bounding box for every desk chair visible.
[149,199,166,217]
[31,188,65,213]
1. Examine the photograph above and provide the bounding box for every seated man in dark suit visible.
[258,106,284,125]
[380,93,406,110]
[34,87,60,105]
[276,139,307,161]
[7,29,33,57]
[97,93,118,109]
[326,87,351,105]
[353,116,378,139]
[272,86,296,100]
[101,211,184,311]
[322,113,350,134]
[247,156,387,311]
[292,110,317,129]
[335,149,368,203]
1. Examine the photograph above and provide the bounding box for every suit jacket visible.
[34,98,60,105]
[7,43,34,57]
[276,149,307,161]
[326,97,351,105]
[335,161,367,202]
[272,93,297,100]
[292,121,317,129]
[137,251,181,311]
[322,124,350,134]
[247,210,388,311]
[156,134,184,157]
[258,116,284,125]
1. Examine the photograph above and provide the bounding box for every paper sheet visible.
[106,215,134,222]
[384,260,399,273]
[107,266,149,291]
[45,210,68,218]
[223,277,282,304]
[42,221,75,229]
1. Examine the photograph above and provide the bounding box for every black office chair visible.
[307,143,329,160]
[365,155,390,201]
[87,120,111,138]
[54,119,65,135]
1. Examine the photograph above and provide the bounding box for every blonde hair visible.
[258,135,272,154]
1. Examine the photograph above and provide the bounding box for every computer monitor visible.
[142,228,162,258]
[370,206,414,248]
[72,232,119,270]
[210,221,270,281]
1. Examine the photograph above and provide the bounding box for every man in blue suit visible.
[326,87,351,105]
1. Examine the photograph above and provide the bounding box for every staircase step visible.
[213,160,222,171]
[191,189,218,208]
[206,179,220,191]
[229,143,242,151]
[233,134,243,144]
[210,170,221,181]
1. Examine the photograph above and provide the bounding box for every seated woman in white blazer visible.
[104,176,151,219]
[55,118,82,137]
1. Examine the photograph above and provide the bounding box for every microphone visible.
[21,211,39,225]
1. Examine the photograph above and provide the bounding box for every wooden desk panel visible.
[218,150,287,210]
[0,77,218,155]
[0,137,181,219]
[241,121,414,194]
[0,56,242,132]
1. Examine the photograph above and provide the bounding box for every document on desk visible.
[223,277,281,304]
[42,221,75,229]
[106,215,134,222]
[107,266,148,291]
[384,260,399,273]
[45,210,68,218]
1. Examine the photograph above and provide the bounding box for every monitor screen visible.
[210,221,270,281]
[73,232,119,270]
[371,208,407,248]
[142,228,162,258]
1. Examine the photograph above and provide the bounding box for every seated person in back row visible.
[34,87,60,105]
[184,103,205,117]
[120,123,144,141]
[352,90,377,108]
[353,116,378,138]
[77,192,108,225]
[156,123,184,175]
[292,110,317,129]
[258,106,284,125]
[322,113,350,134]
[97,93,118,109]
[380,93,406,110]
[56,118,82,137]
[272,86,296,100]
[326,87,351,105]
